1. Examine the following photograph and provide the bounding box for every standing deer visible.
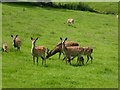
[11,35,21,50]
[46,41,79,60]
[67,18,74,25]
[31,37,47,65]
[60,37,84,65]
[82,47,93,64]
[2,43,8,52]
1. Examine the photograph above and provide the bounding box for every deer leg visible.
[58,52,61,59]
[81,56,84,65]
[90,55,93,64]
[79,55,84,65]
[68,58,71,65]
[62,52,66,61]
[17,47,20,51]
[62,56,66,61]
[41,55,46,65]
[86,55,89,64]
[77,57,80,65]
[77,55,82,65]
[65,58,68,64]
[36,57,38,65]
[41,56,44,65]
[77,55,81,65]
[63,54,67,61]
[64,57,67,64]
[33,56,35,64]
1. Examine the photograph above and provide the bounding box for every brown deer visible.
[67,18,74,25]
[2,43,8,52]
[11,35,21,50]
[82,47,93,64]
[60,37,84,65]
[31,37,47,65]
[46,41,79,60]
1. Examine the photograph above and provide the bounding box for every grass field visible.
[2,3,118,88]
[53,2,118,14]
[85,2,118,14]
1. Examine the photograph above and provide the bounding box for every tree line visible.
[33,2,97,13]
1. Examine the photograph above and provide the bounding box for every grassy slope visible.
[85,2,118,14]
[2,3,118,88]
[53,2,118,14]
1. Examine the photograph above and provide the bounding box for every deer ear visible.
[31,37,33,40]
[65,38,67,40]
[11,35,13,37]
[60,37,62,40]
[16,35,18,37]
[36,37,38,40]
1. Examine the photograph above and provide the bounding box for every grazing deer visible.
[67,18,74,25]
[11,35,21,50]
[60,37,84,65]
[46,41,79,60]
[2,43,8,52]
[31,37,47,65]
[82,47,93,64]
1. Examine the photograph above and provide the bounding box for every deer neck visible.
[62,42,68,53]
[31,42,35,54]
[51,47,60,55]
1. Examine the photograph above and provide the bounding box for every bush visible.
[52,2,96,12]
[10,2,117,15]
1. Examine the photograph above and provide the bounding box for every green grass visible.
[2,3,118,88]
[53,2,118,14]
[85,2,118,14]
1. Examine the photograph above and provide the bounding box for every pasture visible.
[2,3,118,88]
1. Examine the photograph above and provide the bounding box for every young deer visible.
[31,37,47,65]
[2,43,8,52]
[60,37,84,65]
[46,41,79,60]
[67,18,74,25]
[11,35,21,50]
[82,47,93,64]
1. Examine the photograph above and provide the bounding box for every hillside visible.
[38,2,118,14]
[85,2,118,14]
[2,3,118,88]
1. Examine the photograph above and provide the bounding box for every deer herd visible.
[2,18,94,66]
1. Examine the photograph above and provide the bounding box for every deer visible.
[46,41,79,60]
[31,37,47,65]
[2,43,8,52]
[11,35,21,50]
[82,47,93,64]
[60,37,84,65]
[67,18,74,25]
